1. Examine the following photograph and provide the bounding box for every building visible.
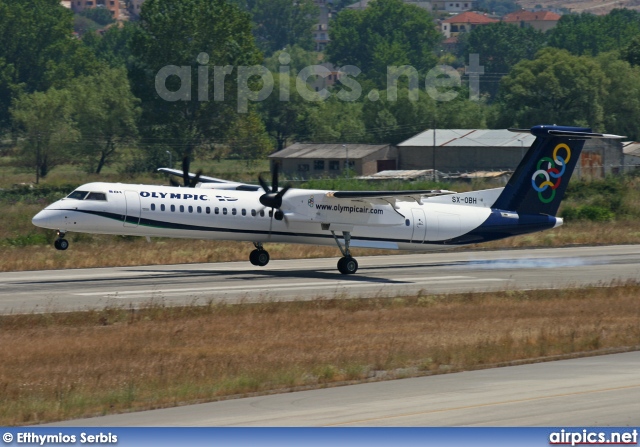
[440,11,498,38]
[346,0,436,11]
[71,0,120,19]
[128,0,144,18]
[397,128,623,178]
[269,143,397,179]
[432,0,476,12]
[502,10,561,32]
[623,142,640,170]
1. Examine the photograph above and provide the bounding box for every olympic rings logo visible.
[531,143,571,204]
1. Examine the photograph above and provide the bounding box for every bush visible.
[78,8,115,26]
[561,205,614,221]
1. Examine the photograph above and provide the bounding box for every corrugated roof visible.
[269,143,390,159]
[623,141,640,157]
[397,129,536,147]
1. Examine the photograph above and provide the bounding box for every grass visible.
[0,284,639,425]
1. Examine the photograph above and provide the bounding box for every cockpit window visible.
[85,192,107,201]
[67,190,88,200]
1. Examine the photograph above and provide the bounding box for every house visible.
[128,0,144,18]
[440,11,498,38]
[502,10,561,32]
[432,0,476,12]
[346,0,435,11]
[71,0,120,19]
[268,143,397,179]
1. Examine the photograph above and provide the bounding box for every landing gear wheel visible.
[249,249,270,266]
[337,256,358,275]
[54,239,69,251]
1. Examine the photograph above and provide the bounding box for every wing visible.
[326,189,456,206]
[157,168,260,191]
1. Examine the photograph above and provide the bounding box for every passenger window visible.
[85,192,107,201]
[206,207,210,214]
[180,205,184,212]
[215,207,219,214]
[223,208,227,215]
[242,209,246,216]
[260,210,265,217]
[188,206,193,213]
[171,205,175,212]
[151,203,156,211]
[251,209,256,217]
[161,204,166,211]
[197,206,202,213]
[232,208,237,215]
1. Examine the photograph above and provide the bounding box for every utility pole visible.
[343,144,349,178]
[432,121,436,182]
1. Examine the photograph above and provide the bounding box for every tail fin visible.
[492,125,624,216]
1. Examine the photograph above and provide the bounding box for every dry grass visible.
[1,285,639,425]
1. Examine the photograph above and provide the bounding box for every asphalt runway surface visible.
[1,244,640,314]
[46,351,640,426]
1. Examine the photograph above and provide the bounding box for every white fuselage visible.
[32,182,509,251]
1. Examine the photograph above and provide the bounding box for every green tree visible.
[227,111,274,164]
[310,98,366,143]
[496,48,608,129]
[70,67,140,174]
[10,88,78,183]
[459,22,545,100]
[621,34,640,67]
[258,73,320,150]
[327,0,442,88]
[0,0,98,130]
[547,9,640,56]
[130,0,262,181]
[597,53,640,141]
[250,0,319,54]
[78,6,116,26]
[82,22,137,69]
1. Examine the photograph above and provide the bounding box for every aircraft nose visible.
[32,210,60,229]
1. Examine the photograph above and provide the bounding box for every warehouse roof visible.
[269,143,391,159]
[397,129,536,147]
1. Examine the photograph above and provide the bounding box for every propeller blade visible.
[258,174,271,194]
[181,157,190,187]
[189,170,203,188]
[169,177,181,187]
[272,163,279,192]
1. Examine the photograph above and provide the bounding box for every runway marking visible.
[325,382,640,426]
[73,276,506,298]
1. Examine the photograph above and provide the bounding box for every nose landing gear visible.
[54,231,69,251]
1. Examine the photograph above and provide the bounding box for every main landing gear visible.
[332,230,358,275]
[54,231,69,251]
[249,242,270,266]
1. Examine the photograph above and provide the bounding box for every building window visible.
[344,160,355,169]
[298,164,310,172]
[329,160,340,170]
[314,160,325,170]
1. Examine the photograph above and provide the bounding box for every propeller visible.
[258,164,291,223]
[168,156,202,187]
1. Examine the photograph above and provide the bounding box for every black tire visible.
[55,239,69,251]
[249,249,259,266]
[256,250,270,266]
[337,256,358,275]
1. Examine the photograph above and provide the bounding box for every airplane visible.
[32,125,624,275]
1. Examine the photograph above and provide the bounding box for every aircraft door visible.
[410,208,427,243]
[124,191,141,227]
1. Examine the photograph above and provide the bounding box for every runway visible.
[46,351,640,426]
[1,244,639,314]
